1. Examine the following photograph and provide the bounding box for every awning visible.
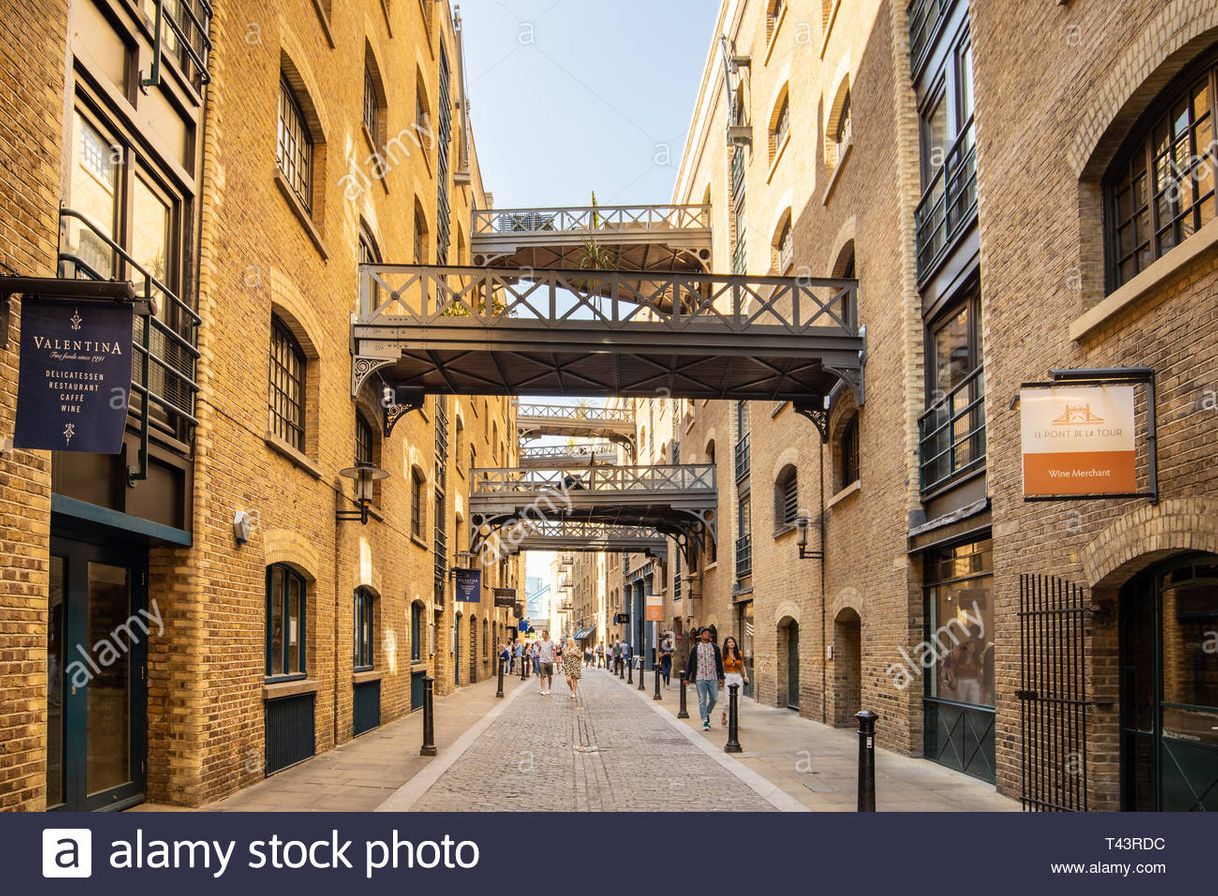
[573,626,597,640]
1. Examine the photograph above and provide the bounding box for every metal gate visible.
[1017,573,1089,811]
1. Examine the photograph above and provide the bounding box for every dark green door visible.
[786,622,800,710]
[1120,553,1218,811]
[454,621,460,685]
[48,537,148,811]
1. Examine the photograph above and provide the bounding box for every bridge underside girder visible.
[497,521,668,559]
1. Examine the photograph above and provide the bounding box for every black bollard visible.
[677,670,689,718]
[856,709,879,812]
[653,663,663,700]
[724,683,742,753]
[496,654,505,699]
[420,676,437,757]
[627,657,633,684]
[637,657,646,691]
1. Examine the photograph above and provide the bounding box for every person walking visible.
[501,642,513,675]
[564,637,583,698]
[595,643,605,668]
[719,636,749,727]
[531,639,541,677]
[612,640,622,674]
[685,627,724,731]
[536,630,556,695]
[584,644,593,668]
[659,634,674,687]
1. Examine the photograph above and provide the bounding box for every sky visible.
[460,0,719,208]
[459,1,720,589]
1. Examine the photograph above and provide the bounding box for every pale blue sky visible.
[458,0,719,591]
[461,0,719,208]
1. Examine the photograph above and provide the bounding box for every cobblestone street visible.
[400,669,780,812]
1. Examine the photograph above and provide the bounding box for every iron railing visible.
[735,534,752,579]
[359,265,858,336]
[908,0,952,78]
[517,403,633,424]
[918,365,985,492]
[734,433,751,482]
[519,442,617,465]
[57,207,200,469]
[137,0,214,86]
[473,204,709,237]
[471,464,716,496]
[731,145,746,200]
[915,114,977,280]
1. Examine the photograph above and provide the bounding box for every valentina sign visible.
[14,297,134,453]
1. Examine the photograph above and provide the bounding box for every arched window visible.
[839,413,860,489]
[766,0,786,42]
[770,90,791,163]
[411,466,427,538]
[774,464,798,528]
[411,600,425,663]
[363,44,387,146]
[277,76,314,211]
[772,212,794,273]
[354,588,375,672]
[269,315,307,451]
[833,240,858,326]
[826,80,852,167]
[1105,53,1218,290]
[266,564,307,679]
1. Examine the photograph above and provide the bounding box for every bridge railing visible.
[470,464,716,496]
[358,265,857,335]
[516,404,633,424]
[519,442,619,462]
[472,204,710,237]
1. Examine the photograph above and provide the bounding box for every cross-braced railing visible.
[471,464,715,496]
[357,265,857,334]
[472,204,710,237]
[516,403,633,424]
[519,442,619,466]
[497,520,669,558]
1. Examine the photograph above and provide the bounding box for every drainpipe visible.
[819,438,827,725]
[333,493,342,749]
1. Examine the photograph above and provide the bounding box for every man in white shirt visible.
[536,630,556,695]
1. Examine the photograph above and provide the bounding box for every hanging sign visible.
[14,297,133,453]
[493,587,517,608]
[645,592,664,622]
[1020,384,1137,498]
[614,613,630,624]
[454,567,482,602]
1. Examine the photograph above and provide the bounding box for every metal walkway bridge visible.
[497,520,667,558]
[470,204,712,273]
[468,463,716,559]
[518,441,619,468]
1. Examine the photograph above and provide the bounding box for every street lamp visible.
[795,513,823,560]
[336,461,389,525]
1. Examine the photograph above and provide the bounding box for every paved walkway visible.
[176,666,1017,813]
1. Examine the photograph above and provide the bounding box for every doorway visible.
[833,608,862,727]
[47,536,148,811]
[1119,552,1218,811]
[778,617,800,710]
[469,614,478,684]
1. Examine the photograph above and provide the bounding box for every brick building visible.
[0,0,520,812]
[612,0,1217,811]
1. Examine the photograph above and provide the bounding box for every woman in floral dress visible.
[563,637,583,699]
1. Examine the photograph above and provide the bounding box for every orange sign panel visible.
[1020,385,1137,497]
[645,592,664,622]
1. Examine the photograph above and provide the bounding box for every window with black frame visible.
[919,285,984,492]
[277,77,313,212]
[775,464,798,528]
[839,413,860,490]
[1105,53,1217,291]
[269,316,306,452]
[411,601,424,663]
[354,588,375,672]
[922,538,995,781]
[267,564,307,679]
[411,467,426,538]
[355,413,373,467]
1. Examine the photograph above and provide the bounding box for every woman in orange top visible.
[720,636,749,727]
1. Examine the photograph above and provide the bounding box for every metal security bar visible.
[471,464,716,496]
[915,114,977,279]
[918,365,985,492]
[735,533,752,579]
[1018,573,1089,812]
[734,432,751,482]
[473,204,710,236]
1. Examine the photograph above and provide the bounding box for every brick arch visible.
[768,446,800,485]
[774,602,801,627]
[1069,3,1218,177]
[830,585,863,621]
[262,528,321,582]
[268,268,324,359]
[1081,497,1218,590]
[827,217,857,277]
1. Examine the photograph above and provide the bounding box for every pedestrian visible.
[596,643,605,668]
[501,642,512,675]
[564,637,583,699]
[684,627,724,731]
[536,630,556,695]
[513,639,524,673]
[660,634,674,686]
[612,640,622,674]
[719,636,749,727]
[531,640,541,676]
[584,644,593,668]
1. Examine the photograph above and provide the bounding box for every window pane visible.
[927,540,994,708]
[67,112,120,279]
[287,574,301,674]
[933,304,972,396]
[269,569,285,676]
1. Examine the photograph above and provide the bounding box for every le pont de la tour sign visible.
[14,294,134,454]
[1020,383,1138,498]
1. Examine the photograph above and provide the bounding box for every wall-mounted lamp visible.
[337,461,389,525]
[795,514,823,561]
[233,510,254,545]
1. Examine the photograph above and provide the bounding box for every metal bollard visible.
[627,658,633,684]
[724,683,742,753]
[420,676,437,757]
[677,670,689,718]
[856,709,879,812]
[496,654,505,699]
[637,657,646,691]
[618,658,624,679]
[653,663,663,700]
[521,654,528,681]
